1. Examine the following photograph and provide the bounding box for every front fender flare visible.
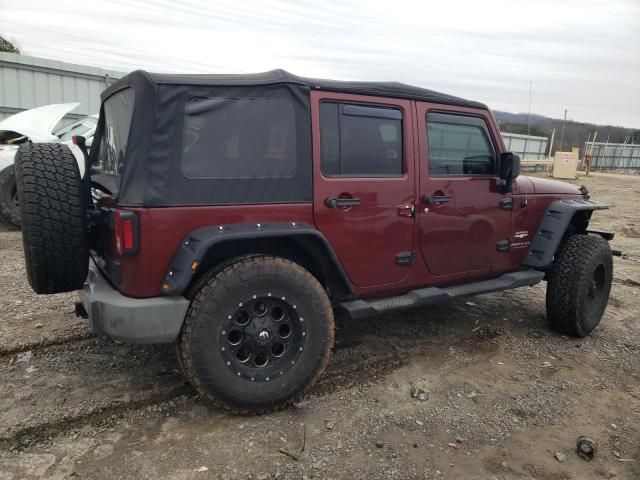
[522,199,609,269]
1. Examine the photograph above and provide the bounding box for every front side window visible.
[98,88,134,176]
[320,102,403,176]
[181,97,296,179]
[427,113,496,175]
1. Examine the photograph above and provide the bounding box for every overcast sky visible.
[1,0,639,127]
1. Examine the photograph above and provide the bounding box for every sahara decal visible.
[510,230,530,250]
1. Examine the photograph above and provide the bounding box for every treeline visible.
[495,111,640,155]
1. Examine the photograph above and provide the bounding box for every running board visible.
[339,270,545,320]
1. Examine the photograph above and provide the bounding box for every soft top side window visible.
[320,102,403,177]
[426,112,496,176]
[181,97,297,180]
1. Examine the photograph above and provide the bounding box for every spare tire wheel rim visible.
[220,293,306,382]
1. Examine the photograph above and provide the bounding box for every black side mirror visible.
[499,152,521,193]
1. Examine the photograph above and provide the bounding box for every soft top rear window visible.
[98,87,134,176]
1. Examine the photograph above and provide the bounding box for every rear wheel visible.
[0,164,20,227]
[15,143,89,294]
[178,256,334,414]
[546,234,613,337]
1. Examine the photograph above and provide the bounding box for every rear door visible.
[311,91,416,287]
[416,104,512,277]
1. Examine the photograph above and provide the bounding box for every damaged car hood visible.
[0,103,80,143]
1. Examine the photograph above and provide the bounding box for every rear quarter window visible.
[98,88,135,176]
[181,97,297,179]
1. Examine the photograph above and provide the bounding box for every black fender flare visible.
[522,199,610,269]
[160,221,355,299]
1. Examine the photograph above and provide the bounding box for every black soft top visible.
[102,69,487,109]
[93,69,489,207]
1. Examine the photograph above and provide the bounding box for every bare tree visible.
[0,35,20,54]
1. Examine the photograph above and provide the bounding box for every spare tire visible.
[15,143,89,294]
[0,164,21,227]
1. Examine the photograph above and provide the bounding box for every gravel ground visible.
[0,172,639,479]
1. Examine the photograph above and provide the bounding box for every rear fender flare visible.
[522,199,610,269]
[160,222,355,301]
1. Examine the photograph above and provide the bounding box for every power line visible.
[0,20,248,74]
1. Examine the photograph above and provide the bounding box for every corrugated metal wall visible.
[583,142,640,170]
[0,52,123,126]
[500,132,549,160]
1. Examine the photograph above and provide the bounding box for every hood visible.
[0,103,80,143]
[514,175,581,196]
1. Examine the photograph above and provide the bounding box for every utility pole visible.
[586,131,597,176]
[527,81,532,137]
[524,81,532,159]
[559,109,568,151]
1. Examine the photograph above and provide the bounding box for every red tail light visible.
[114,210,139,255]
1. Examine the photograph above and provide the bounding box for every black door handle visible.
[326,197,361,208]
[423,194,451,204]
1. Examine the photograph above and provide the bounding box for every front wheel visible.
[546,234,613,337]
[0,164,20,227]
[178,256,334,414]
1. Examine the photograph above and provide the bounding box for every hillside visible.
[494,111,639,154]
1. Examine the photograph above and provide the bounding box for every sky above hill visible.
[1,0,638,128]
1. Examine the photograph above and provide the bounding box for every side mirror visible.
[499,152,521,193]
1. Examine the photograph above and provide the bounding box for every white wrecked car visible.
[0,103,97,226]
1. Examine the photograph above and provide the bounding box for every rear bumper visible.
[78,259,189,344]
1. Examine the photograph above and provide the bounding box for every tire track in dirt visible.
[0,289,565,450]
[0,331,93,357]
[0,385,194,451]
[0,331,411,449]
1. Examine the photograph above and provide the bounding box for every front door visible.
[311,91,415,288]
[416,104,512,277]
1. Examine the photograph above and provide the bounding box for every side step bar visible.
[338,270,545,320]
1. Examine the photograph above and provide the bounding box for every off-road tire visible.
[179,256,334,414]
[0,164,21,227]
[546,234,612,337]
[15,143,89,294]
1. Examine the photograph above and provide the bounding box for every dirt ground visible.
[0,172,638,480]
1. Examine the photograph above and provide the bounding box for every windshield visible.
[54,117,98,141]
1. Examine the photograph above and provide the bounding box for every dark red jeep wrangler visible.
[15,70,613,413]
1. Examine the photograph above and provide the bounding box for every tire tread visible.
[546,234,612,337]
[15,143,89,294]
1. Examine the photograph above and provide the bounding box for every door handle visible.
[422,194,451,204]
[325,197,361,208]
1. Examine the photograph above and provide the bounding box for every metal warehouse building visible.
[0,52,123,125]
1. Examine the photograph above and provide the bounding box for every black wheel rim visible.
[587,263,606,309]
[220,293,306,382]
[12,185,19,209]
